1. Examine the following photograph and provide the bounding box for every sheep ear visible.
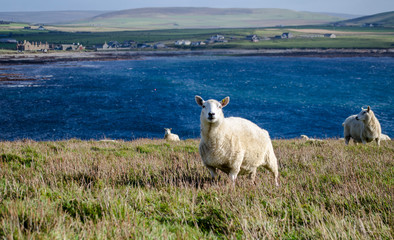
[195,95,204,107]
[367,106,370,112]
[221,97,230,108]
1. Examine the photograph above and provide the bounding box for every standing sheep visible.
[342,106,382,146]
[164,128,180,141]
[195,95,279,186]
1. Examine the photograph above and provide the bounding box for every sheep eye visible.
[202,105,205,108]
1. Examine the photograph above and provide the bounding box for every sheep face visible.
[356,106,372,122]
[164,128,172,134]
[195,96,229,124]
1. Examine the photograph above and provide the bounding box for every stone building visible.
[17,40,49,51]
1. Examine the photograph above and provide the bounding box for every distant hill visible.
[70,7,347,29]
[0,11,108,24]
[316,12,362,19]
[335,11,394,27]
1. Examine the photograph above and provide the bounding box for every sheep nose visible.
[208,112,215,119]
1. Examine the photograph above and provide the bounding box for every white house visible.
[175,40,191,46]
[324,33,336,38]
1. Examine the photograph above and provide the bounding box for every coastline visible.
[0,48,393,65]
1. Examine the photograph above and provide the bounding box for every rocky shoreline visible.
[0,48,393,64]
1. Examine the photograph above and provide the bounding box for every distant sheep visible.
[164,128,180,141]
[300,135,323,142]
[99,139,117,143]
[300,135,309,140]
[195,96,279,186]
[342,106,382,146]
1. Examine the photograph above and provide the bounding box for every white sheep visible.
[380,134,391,141]
[195,96,279,186]
[300,135,310,140]
[164,128,180,141]
[300,135,323,142]
[99,139,117,143]
[342,106,382,146]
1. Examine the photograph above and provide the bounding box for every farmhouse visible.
[362,23,383,27]
[209,35,227,43]
[191,41,206,46]
[175,40,191,46]
[211,35,225,41]
[281,32,293,39]
[246,35,259,42]
[17,40,49,51]
[324,33,336,38]
[97,41,116,50]
[96,40,139,50]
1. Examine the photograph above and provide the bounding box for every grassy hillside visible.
[1,24,393,50]
[336,11,394,27]
[0,11,108,24]
[0,139,392,239]
[71,7,345,29]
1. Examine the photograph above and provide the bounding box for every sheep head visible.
[195,96,229,124]
[164,128,172,134]
[356,106,373,122]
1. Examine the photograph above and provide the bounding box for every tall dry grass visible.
[0,138,392,239]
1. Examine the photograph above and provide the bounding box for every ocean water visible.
[0,56,393,140]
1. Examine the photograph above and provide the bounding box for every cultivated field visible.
[0,139,392,239]
[1,23,394,50]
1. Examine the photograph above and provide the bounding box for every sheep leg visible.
[265,161,279,187]
[272,168,279,187]
[206,166,217,179]
[376,138,380,146]
[229,168,240,182]
[344,136,350,145]
[248,168,257,183]
[361,129,366,144]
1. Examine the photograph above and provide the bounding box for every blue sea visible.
[0,56,393,140]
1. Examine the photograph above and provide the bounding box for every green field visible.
[337,11,394,27]
[0,139,392,239]
[1,23,393,50]
[72,8,344,30]
[211,35,394,49]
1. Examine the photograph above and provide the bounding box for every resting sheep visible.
[342,106,382,146]
[195,95,279,186]
[300,135,323,142]
[164,128,180,141]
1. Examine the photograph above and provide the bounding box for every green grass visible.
[211,35,394,49]
[71,8,344,29]
[1,25,393,50]
[0,138,393,239]
[338,11,394,27]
